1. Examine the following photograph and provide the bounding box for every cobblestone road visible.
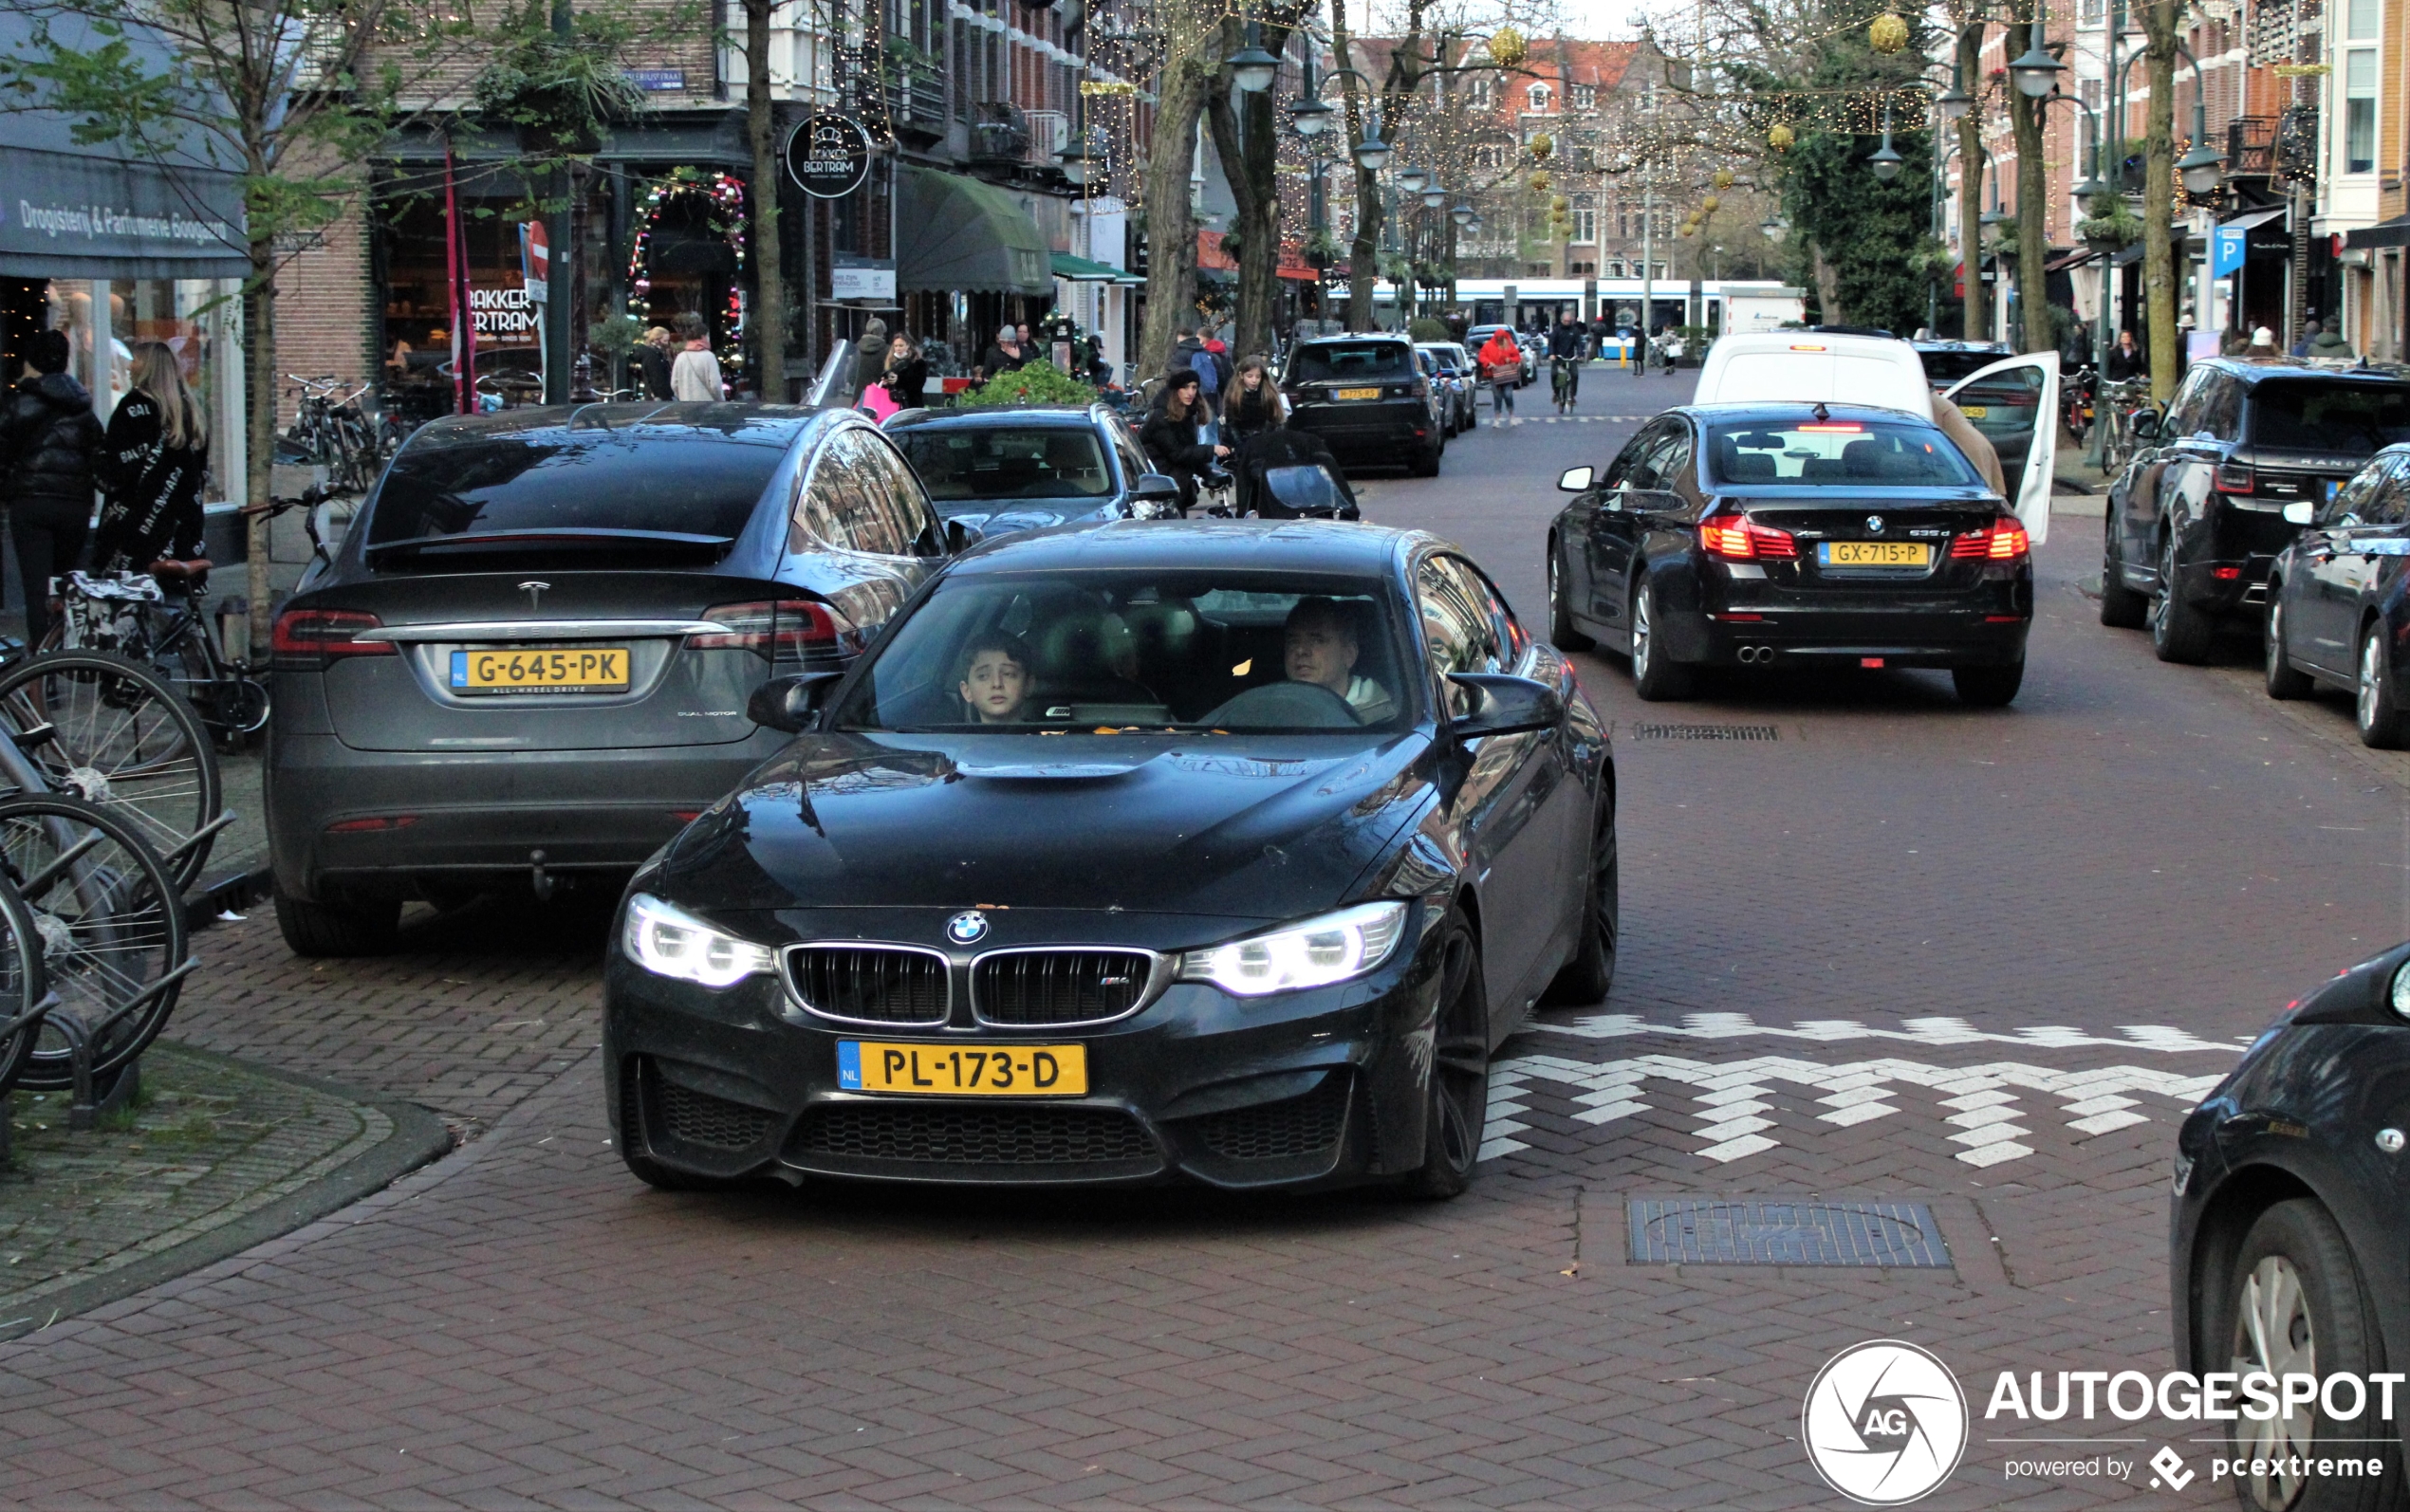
[5,373,2407,1507]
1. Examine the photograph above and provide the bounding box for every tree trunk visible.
[1956,22,1988,342]
[1328,0,1381,327]
[745,0,787,400]
[1809,241,1845,326]
[1138,27,1214,380]
[1204,13,1293,360]
[245,240,276,649]
[2009,11,2052,354]
[2141,0,2181,400]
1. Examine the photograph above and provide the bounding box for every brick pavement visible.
[2,412,2405,1506]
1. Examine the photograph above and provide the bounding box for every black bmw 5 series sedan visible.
[2171,948,2410,1512]
[2262,441,2410,747]
[603,521,1615,1196]
[1545,402,2036,706]
[267,403,952,956]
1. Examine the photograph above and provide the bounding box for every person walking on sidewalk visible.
[0,329,102,647]
[92,341,207,580]
[1477,327,1522,428]
[670,314,724,401]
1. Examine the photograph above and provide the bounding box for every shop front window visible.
[10,276,236,500]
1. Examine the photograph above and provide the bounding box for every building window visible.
[2347,47,2376,172]
[1572,207,1596,243]
[2080,0,2103,22]
[1528,83,1550,112]
[1467,77,1492,109]
[1607,260,1625,276]
[1571,83,1595,110]
[2348,0,2379,40]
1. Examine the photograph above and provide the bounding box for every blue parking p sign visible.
[2213,225,2247,277]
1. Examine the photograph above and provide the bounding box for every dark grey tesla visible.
[266,403,951,956]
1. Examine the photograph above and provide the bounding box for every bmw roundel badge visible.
[1865,514,1885,534]
[946,911,990,945]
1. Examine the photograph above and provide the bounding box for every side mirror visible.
[1132,472,1183,505]
[2283,501,2316,526]
[1558,465,1595,493]
[747,670,844,733]
[2127,410,2161,441]
[944,518,978,554]
[1446,673,1565,739]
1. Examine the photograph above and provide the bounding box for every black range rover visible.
[2102,359,2410,662]
[1281,335,1443,477]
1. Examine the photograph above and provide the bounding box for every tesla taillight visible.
[1699,511,1796,560]
[2215,461,2256,494]
[1950,522,2030,560]
[693,599,848,657]
[272,608,395,668]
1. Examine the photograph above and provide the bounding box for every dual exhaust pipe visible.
[1735,645,1777,665]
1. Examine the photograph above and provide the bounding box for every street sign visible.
[2213,224,2247,278]
[787,113,872,199]
[520,220,548,304]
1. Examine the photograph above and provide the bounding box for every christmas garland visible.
[624,168,751,344]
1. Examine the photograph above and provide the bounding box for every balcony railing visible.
[2226,115,2277,178]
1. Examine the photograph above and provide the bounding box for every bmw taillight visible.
[1698,510,1796,560]
[1950,521,2031,560]
[2215,461,2256,494]
[271,608,395,669]
[692,599,850,658]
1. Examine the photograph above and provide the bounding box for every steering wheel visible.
[1199,679,1360,729]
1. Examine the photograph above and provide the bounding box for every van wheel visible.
[273,886,401,957]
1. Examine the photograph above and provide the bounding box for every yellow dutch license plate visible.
[1336,386,1383,400]
[1820,542,1933,568]
[450,647,630,694]
[838,1041,1087,1097]
[1958,405,1989,418]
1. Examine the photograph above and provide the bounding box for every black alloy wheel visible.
[273,884,402,957]
[1410,438,1442,477]
[1628,580,1694,701]
[1952,659,2026,707]
[2211,1199,2398,1512]
[1548,544,1593,651]
[2264,593,2315,700]
[2358,622,2405,749]
[1547,807,1618,1004]
[2151,531,2215,664]
[2099,515,2149,628]
[1407,915,1489,1200]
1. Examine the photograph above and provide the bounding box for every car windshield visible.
[368,429,783,561]
[895,426,1111,507]
[1289,342,1413,382]
[1704,419,1980,486]
[1420,347,1465,372]
[2248,380,2410,452]
[831,570,1413,733]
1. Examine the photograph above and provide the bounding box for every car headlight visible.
[1177,901,1410,997]
[621,893,775,987]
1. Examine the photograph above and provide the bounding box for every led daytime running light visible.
[1177,901,1410,997]
[622,893,775,987]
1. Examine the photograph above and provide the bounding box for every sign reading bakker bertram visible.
[785,112,872,199]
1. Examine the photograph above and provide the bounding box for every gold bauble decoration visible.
[1768,123,1795,152]
[1701,194,1720,213]
[1488,25,1527,67]
[1714,168,1735,190]
[1868,11,1910,53]
[1528,171,1552,194]
[1550,194,1569,213]
[1679,223,1697,238]
[1529,133,1553,160]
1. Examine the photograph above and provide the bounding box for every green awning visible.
[898,167,1052,296]
[1050,251,1124,282]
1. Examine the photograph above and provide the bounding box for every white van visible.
[1692,330,2062,542]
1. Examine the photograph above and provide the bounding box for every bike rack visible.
[161,812,235,876]
[50,960,198,1130]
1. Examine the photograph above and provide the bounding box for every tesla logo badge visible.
[519,580,550,610]
[1865,515,1885,534]
[946,912,989,945]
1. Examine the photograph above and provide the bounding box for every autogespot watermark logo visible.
[1803,1341,1969,1504]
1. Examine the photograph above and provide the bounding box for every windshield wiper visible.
[365,527,735,558]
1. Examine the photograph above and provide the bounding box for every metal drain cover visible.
[1628,1198,1950,1267]
[1626,723,1780,742]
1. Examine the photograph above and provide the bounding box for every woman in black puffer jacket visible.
[93,341,209,579]
[0,329,102,645]
[1138,368,1228,514]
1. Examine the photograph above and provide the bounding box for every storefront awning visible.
[898,168,1052,295]
[1050,251,1122,282]
[2346,214,2410,250]
[2222,207,2289,233]
[0,12,250,279]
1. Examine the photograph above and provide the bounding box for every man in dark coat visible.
[0,329,101,645]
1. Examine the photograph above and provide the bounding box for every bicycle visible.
[1551,356,1581,415]
[2097,377,2151,471]
[285,375,379,493]
[0,869,51,1100]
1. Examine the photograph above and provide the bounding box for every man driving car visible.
[1285,597,1397,724]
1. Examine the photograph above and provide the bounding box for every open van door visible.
[1943,351,2059,544]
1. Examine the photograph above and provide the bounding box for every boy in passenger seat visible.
[958,633,1036,724]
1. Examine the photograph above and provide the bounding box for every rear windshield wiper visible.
[365,527,736,558]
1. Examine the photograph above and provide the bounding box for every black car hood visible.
[651,729,1436,920]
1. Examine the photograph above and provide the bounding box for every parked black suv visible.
[2102,358,2410,661]
[1281,335,1444,476]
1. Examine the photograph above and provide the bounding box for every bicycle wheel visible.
[1,794,187,1089]
[0,872,50,1097]
[0,649,222,891]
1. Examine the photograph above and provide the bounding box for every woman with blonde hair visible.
[1220,354,1284,442]
[93,341,209,578]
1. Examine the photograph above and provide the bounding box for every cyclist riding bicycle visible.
[1548,315,1585,413]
